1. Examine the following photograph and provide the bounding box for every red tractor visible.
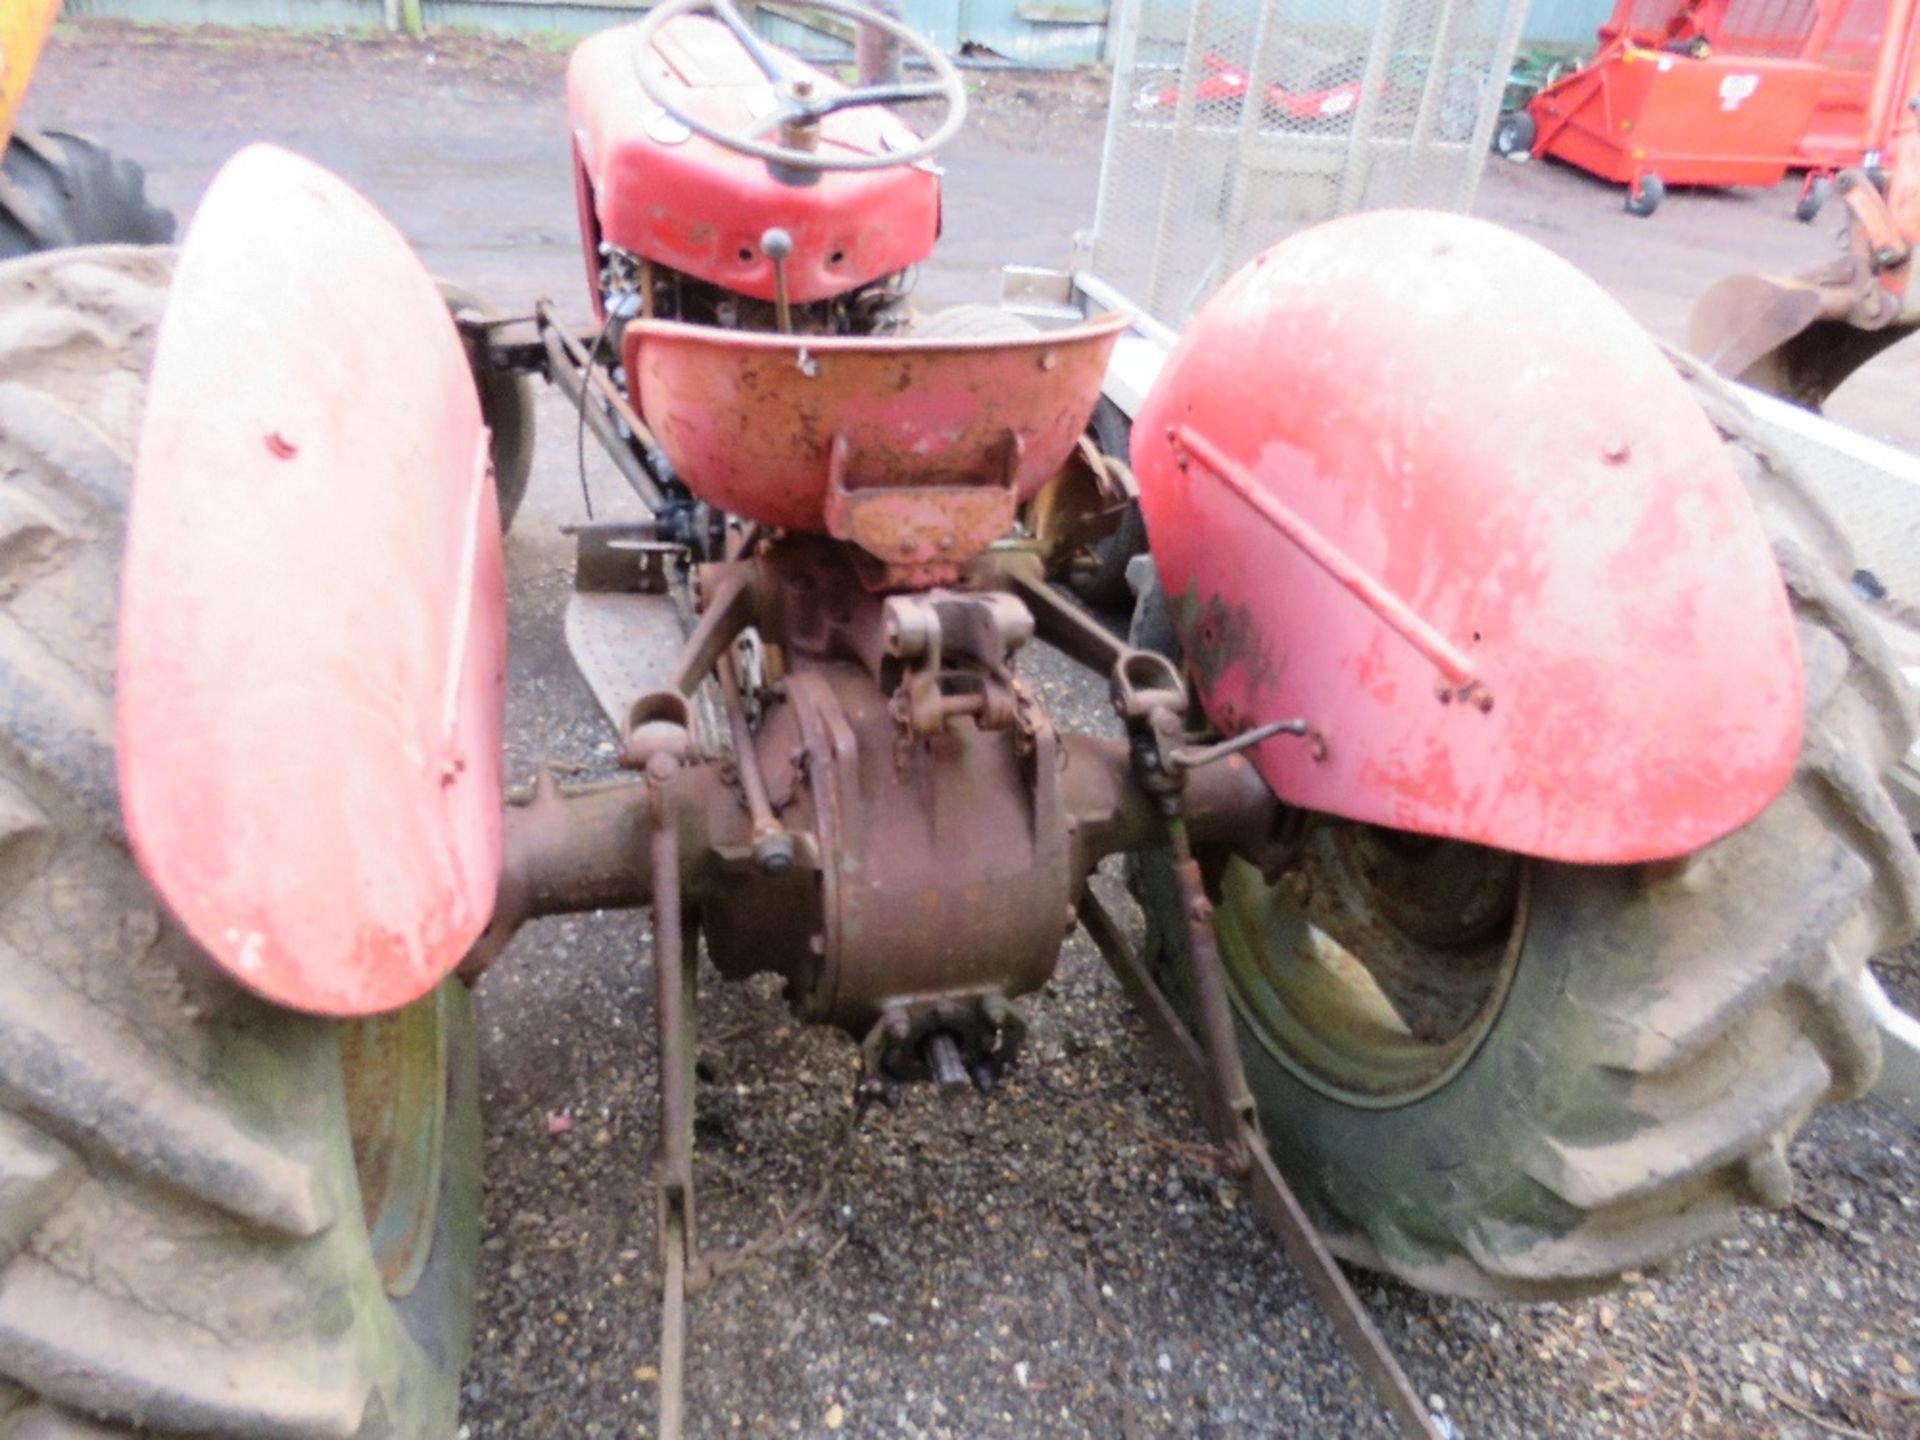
[0,3,1914,1436]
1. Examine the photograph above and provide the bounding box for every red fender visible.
[118,145,506,1015]
[1133,210,1800,865]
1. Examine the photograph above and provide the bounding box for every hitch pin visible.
[1166,717,1309,774]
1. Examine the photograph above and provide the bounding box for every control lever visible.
[1166,717,1313,773]
[761,226,795,333]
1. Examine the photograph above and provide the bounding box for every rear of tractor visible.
[0,4,1916,1438]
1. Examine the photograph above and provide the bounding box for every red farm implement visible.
[0,2,1915,1438]
[1500,0,1920,215]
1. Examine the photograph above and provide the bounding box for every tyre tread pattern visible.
[1452,370,1919,1293]
[1135,358,1920,1298]
[0,134,173,262]
[0,247,447,1439]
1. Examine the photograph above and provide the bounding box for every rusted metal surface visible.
[461,765,739,979]
[880,588,1033,737]
[1020,434,1135,581]
[1079,889,1444,1440]
[1688,46,1920,405]
[665,564,757,701]
[624,312,1130,575]
[339,988,449,1297]
[703,660,1074,1035]
[499,540,1283,1009]
[1133,209,1804,865]
[120,145,504,1016]
[475,728,1276,981]
[994,558,1190,733]
[716,654,795,874]
[1691,106,1920,405]
[822,431,1020,588]
[1164,819,1258,1168]
[1169,424,1486,703]
[648,765,698,1440]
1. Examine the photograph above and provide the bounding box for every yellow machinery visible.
[2,0,62,148]
[0,0,172,255]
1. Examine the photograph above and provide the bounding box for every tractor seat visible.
[622,310,1131,583]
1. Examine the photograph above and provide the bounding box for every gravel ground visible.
[25,23,1920,1438]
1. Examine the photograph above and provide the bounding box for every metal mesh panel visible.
[1088,0,1529,327]
[1820,0,1887,67]
[1719,0,1820,55]
[1615,0,1884,65]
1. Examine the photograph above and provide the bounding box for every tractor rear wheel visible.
[0,245,480,1435]
[1130,362,1920,1299]
[0,130,174,259]
[1071,396,1148,611]
[440,281,534,532]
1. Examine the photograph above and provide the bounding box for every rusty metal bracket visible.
[1161,814,1259,1169]
[996,561,1187,724]
[571,520,675,595]
[716,651,794,875]
[1079,889,1444,1440]
[821,429,1022,588]
[1837,168,1913,274]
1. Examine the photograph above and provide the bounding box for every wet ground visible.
[24,22,1920,1439]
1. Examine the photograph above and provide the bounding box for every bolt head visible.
[755,833,796,876]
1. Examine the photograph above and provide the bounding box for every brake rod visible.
[649,766,697,1440]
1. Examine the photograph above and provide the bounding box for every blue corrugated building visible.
[64,0,1612,65]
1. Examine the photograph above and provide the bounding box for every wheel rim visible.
[1214,822,1530,1107]
[340,986,449,1297]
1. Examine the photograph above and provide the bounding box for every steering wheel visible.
[630,0,968,175]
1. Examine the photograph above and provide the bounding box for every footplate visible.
[563,522,688,734]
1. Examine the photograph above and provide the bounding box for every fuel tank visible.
[567,15,939,305]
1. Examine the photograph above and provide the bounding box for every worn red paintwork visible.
[626,312,1130,579]
[1133,210,1802,865]
[118,145,506,1016]
[568,15,939,306]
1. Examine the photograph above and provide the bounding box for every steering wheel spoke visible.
[711,0,786,82]
[631,0,967,176]
[811,80,950,115]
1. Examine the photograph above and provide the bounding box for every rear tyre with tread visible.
[0,246,480,1436]
[440,282,534,532]
[0,131,174,259]
[1130,360,1920,1299]
[1071,397,1147,611]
